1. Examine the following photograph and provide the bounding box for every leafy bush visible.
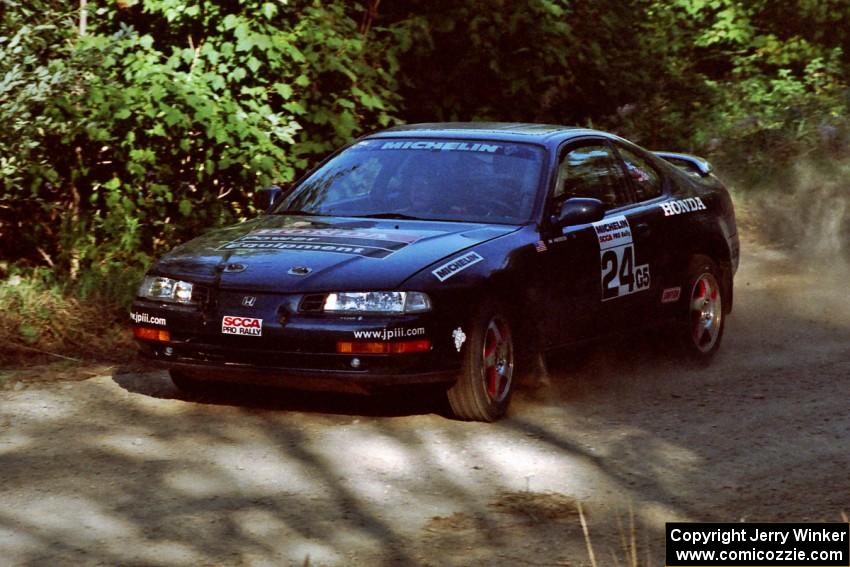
[1,0,407,284]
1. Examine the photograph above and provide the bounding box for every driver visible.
[404,176,442,213]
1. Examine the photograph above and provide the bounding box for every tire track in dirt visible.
[0,201,848,566]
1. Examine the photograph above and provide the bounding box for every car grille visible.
[183,283,324,315]
[191,283,218,315]
[191,283,212,304]
[299,294,326,312]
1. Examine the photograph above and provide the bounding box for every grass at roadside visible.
[0,271,136,368]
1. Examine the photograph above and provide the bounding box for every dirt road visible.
[1,213,848,566]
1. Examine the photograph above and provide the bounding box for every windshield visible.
[274,138,545,224]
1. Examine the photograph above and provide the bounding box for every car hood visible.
[152,215,519,292]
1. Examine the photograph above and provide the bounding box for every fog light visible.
[351,357,361,368]
[336,339,431,354]
[133,326,171,342]
[164,346,174,356]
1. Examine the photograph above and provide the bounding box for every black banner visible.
[666,522,849,566]
[218,228,422,258]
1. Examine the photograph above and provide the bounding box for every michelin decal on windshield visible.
[379,141,502,153]
[219,228,421,259]
[352,139,536,158]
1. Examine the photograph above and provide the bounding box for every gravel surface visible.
[1,225,848,566]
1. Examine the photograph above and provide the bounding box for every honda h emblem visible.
[242,296,257,307]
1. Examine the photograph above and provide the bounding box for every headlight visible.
[323,291,431,314]
[138,276,195,304]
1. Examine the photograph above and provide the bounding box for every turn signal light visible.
[133,326,171,342]
[336,339,431,354]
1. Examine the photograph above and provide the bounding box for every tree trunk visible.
[79,0,87,36]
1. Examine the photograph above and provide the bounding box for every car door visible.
[605,142,668,328]
[539,139,635,346]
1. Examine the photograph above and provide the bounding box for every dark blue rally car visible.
[131,123,739,421]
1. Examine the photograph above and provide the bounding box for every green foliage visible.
[2,0,850,303]
[561,0,850,191]
[1,0,404,288]
[384,0,659,125]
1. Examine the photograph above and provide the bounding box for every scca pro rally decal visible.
[219,228,421,259]
[659,197,706,217]
[592,216,650,301]
[432,251,483,282]
[222,316,262,336]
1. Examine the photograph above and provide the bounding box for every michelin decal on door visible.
[592,216,650,301]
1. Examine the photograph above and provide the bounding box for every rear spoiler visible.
[653,151,713,177]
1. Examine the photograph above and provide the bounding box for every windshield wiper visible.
[358,212,425,220]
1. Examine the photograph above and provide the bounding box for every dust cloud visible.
[732,161,850,269]
[726,161,850,329]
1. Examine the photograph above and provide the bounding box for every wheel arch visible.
[478,267,548,369]
[683,232,734,314]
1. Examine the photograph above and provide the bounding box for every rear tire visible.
[678,255,725,362]
[447,301,515,422]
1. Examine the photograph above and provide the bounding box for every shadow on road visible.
[2,230,849,565]
[113,368,451,420]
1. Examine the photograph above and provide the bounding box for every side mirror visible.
[255,185,285,213]
[554,197,606,228]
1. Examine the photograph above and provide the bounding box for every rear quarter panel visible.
[654,159,739,311]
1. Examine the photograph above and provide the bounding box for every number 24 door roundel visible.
[592,216,650,301]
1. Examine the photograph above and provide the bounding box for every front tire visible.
[679,255,725,361]
[447,302,515,421]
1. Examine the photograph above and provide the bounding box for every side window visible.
[616,146,662,201]
[554,143,628,208]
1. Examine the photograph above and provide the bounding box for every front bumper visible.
[137,340,459,393]
[131,291,464,393]
[143,354,457,394]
